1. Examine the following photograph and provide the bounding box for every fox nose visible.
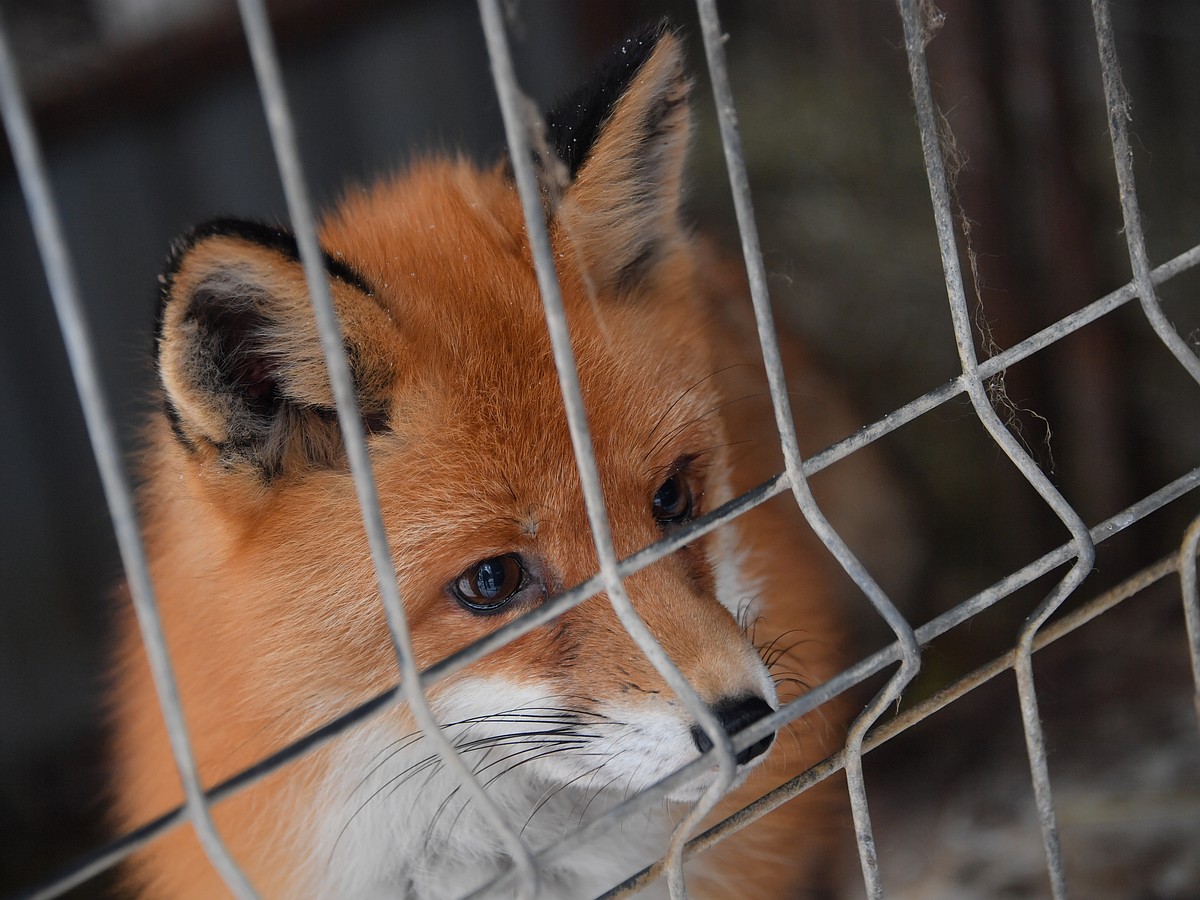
[690,695,776,766]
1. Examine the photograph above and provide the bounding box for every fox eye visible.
[653,471,694,527]
[452,554,526,614]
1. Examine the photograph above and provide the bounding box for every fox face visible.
[114,23,845,900]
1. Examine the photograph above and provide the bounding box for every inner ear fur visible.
[157,220,394,479]
[547,23,692,293]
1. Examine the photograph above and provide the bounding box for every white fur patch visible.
[712,521,778,706]
[713,523,756,617]
[305,679,678,899]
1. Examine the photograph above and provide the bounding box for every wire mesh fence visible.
[1,0,1197,898]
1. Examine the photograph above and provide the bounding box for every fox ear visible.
[156,219,394,479]
[546,22,691,292]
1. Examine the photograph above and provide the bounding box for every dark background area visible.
[1,0,1197,896]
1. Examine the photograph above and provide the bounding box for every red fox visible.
[110,23,879,899]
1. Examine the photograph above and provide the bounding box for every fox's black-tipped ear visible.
[546,22,692,292]
[156,220,394,479]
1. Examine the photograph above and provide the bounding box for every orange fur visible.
[110,29,860,899]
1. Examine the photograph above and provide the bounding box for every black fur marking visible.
[163,399,195,452]
[614,242,658,292]
[164,295,393,465]
[308,403,391,437]
[156,217,394,466]
[343,340,393,435]
[361,408,391,436]
[180,218,372,295]
[189,296,281,419]
[154,217,375,353]
[544,20,672,180]
[637,88,687,159]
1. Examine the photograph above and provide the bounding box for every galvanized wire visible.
[340,235,1198,691]
[234,1,540,897]
[806,242,1200,482]
[0,12,259,900]
[696,2,921,895]
[897,1,1097,896]
[10,5,1200,899]
[1091,0,1200,729]
[476,3,737,896]
[1091,0,1200,386]
[19,438,1200,899]
[602,545,1187,897]
[17,176,1200,900]
[1181,515,1200,725]
[463,464,1200,900]
[14,186,1200,897]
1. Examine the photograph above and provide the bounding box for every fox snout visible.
[690,694,776,767]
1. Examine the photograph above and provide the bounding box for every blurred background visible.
[1,0,1197,896]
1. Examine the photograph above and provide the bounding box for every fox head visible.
[130,23,793,897]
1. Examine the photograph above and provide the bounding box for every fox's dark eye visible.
[452,554,526,613]
[653,471,694,526]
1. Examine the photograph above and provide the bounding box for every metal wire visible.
[21,453,1191,900]
[463,464,1200,900]
[1182,515,1200,725]
[897,1,1097,895]
[1091,0,1200,387]
[9,4,1200,900]
[696,3,921,895]
[1092,0,1200,745]
[476,3,737,896]
[0,12,258,900]
[602,545,1187,897]
[234,2,540,897]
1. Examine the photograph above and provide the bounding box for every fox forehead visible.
[321,160,714,393]
[362,318,723,576]
[320,161,530,323]
[316,161,725,522]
